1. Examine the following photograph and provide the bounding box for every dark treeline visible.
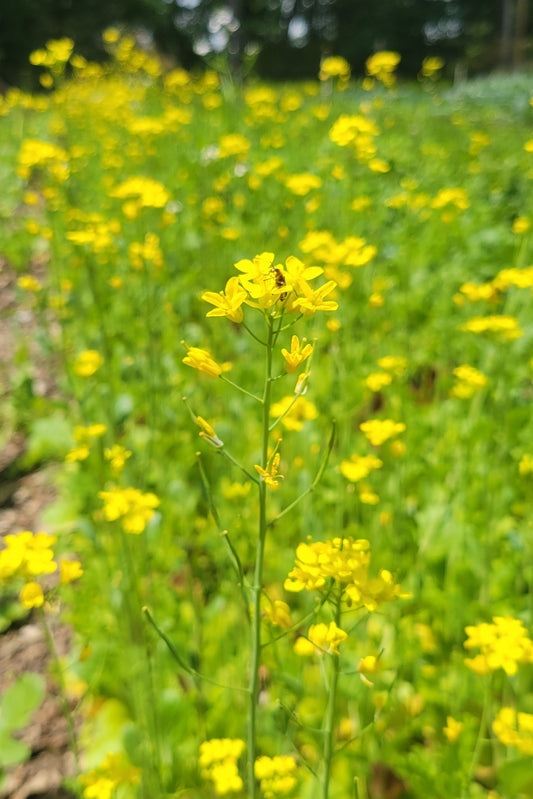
[0,0,530,87]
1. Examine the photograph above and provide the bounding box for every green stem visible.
[220,373,263,403]
[248,319,274,798]
[39,608,80,767]
[322,587,343,799]
[267,421,336,527]
[461,675,491,798]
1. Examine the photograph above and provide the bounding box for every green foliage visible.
[0,673,46,778]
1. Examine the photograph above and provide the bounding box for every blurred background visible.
[0,0,531,88]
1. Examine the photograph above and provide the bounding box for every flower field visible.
[2,33,533,799]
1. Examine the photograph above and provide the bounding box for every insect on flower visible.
[270,266,288,301]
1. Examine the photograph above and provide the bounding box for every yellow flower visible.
[443,716,464,743]
[493,708,533,755]
[292,280,338,316]
[254,755,298,799]
[264,600,293,630]
[464,616,533,675]
[340,454,382,483]
[519,454,533,476]
[360,419,406,446]
[307,621,348,655]
[20,581,44,609]
[73,350,104,377]
[281,335,314,374]
[365,372,392,392]
[319,56,350,81]
[17,275,42,292]
[254,453,283,489]
[98,487,160,534]
[284,173,323,196]
[202,276,247,323]
[182,344,223,378]
[60,559,83,584]
[270,396,318,431]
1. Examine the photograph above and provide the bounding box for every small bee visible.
[270,266,288,301]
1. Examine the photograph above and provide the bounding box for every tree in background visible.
[0,0,531,88]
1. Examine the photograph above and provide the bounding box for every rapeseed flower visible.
[319,56,350,85]
[460,315,522,340]
[493,708,533,755]
[202,276,247,323]
[443,716,464,743]
[182,345,223,378]
[360,419,406,446]
[199,739,244,795]
[264,600,293,630]
[270,396,318,431]
[20,581,45,609]
[98,487,160,534]
[285,536,406,611]
[340,454,382,483]
[365,51,401,87]
[281,336,314,373]
[73,350,104,377]
[254,755,298,798]
[464,616,533,675]
[254,453,283,489]
[451,365,488,398]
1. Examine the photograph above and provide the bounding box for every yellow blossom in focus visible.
[202,276,247,323]
[307,621,348,654]
[182,344,223,378]
[281,335,314,373]
[360,419,406,446]
[254,453,283,489]
[73,350,104,377]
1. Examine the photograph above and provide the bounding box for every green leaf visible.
[22,413,72,467]
[0,734,30,768]
[498,757,533,795]
[0,672,46,732]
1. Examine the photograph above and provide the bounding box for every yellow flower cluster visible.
[110,176,170,216]
[365,51,401,87]
[73,349,104,377]
[360,418,406,446]
[460,314,522,340]
[201,252,338,322]
[464,616,533,675]
[0,531,82,609]
[199,739,245,795]
[17,138,69,181]
[319,56,350,87]
[79,752,141,799]
[128,233,164,271]
[294,621,348,656]
[66,423,107,462]
[98,487,160,534]
[30,38,74,68]
[284,536,405,611]
[450,364,488,398]
[329,114,380,163]
[254,755,298,798]
[340,454,382,483]
[493,707,533,755]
